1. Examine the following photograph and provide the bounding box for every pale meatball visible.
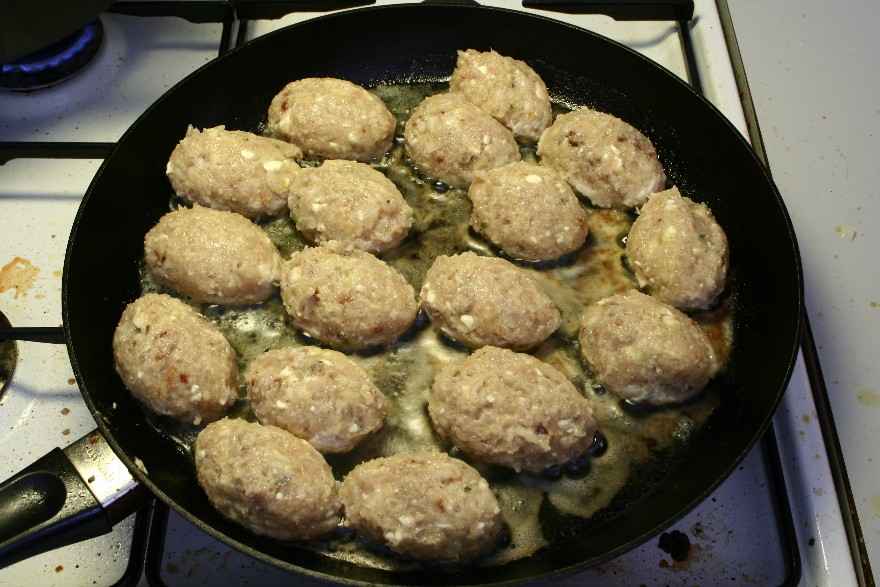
[280,243,418,350]
[626,187,729,310]
[112,294,237,425]
[144,206,281,305]
[287,160,413,254]
[340,452,503,561]
[449,49,552,141]
[468,162,589,261]
[267,78,395,161]
[578,290,718,405]
[195,418,341,541]
[404,93,520,188]
[166,125,302,219]
[537,109,666,208]
[245,346,387,454]
[420,252,560,350]
[430,346,597,473]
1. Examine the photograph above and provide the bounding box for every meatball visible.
[537,108,666,209]
[267,78,395,161]
[449,49,552,142]
[578,290,718,405]
[339,452,503,561]
[245,346,387,454]
[112,294,237,425]
[144,206,281,305]
[626,187,729,310]
[280,243,418,350]
[166,125,302,219]
[468,162,589,261]
[404,93,520,188]
[420,252,560,350]
[287,160,413,254]
[430,346,597,473]
[195,418,341,541]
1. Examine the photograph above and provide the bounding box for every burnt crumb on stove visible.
[658,529,691,562]
[67,378,75,385]
[658,559,670,568]
[61,407,70,415]
[54,565,63,573]
[808,537,816,547]
[62,429,70,436]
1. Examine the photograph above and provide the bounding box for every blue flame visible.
[2,22,98,75]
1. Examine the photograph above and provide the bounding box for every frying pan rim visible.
[62,3,804,585]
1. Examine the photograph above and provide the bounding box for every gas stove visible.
[0,1,868,585]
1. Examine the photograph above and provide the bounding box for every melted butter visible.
[139,81,734,569]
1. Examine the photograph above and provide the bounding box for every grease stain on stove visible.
[658,529,691,563]
[0,257,40,298]
[870,495,880,518]
[856,386,880,407]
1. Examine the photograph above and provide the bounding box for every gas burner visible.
[0,20,103,92]
[0,310,17,400]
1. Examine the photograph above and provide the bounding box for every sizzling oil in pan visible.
[139,82,734,569]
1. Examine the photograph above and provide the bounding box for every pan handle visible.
[0,327,66,344]
[0,430,148,569]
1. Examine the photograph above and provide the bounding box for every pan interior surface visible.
[63,5,801,585]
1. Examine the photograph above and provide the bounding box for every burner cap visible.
[0,20,104,92]
[0,310,17,399]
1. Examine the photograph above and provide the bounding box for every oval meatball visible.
[112,294,237,425]
[287,160,413,254]
[430,346,596,473]
[166,125,302,219]
[420,252,560,350]
[340,452,503,561]
[267,78,395,161]
[245,346,387,453]
[144,206,281,305]
[449,49,552,142]
[537,108,666,209]
[404,93,520,188]
[468,162,589,261]
[280,243,418,350]
[626,187,729,310]
[195,418,341,541]
[578,290,718,405]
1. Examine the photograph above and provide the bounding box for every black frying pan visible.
[0,3,802,584]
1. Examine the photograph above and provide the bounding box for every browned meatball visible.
[195,418,341,541]
[419,252,560,350]
[245,346,387,453]
[267,78,395,161]
[449,49,552,141]
[112,294,237,425]
[404,93,520,188]
[626,187,729,310]
[468,162,589,261]
[279,243,418,350]
[430,346,597,473]
[144,206,281,305]
[579,290,718,405]
[166,125,302,219]
[340,452,503,561]
[537,108,666,209]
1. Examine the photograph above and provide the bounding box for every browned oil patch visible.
[857,387,880,407]
[0,257,40,298]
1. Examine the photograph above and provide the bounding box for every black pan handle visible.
[0,327,66,344]
[0,430,147,570]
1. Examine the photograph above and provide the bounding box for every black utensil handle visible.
[0,327,66,344]
[0,449,110,569]
[522,0,694,21]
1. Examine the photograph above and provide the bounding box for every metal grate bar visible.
[522,0,693,21]
[0,142,115,165]
[108,1,234,24]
